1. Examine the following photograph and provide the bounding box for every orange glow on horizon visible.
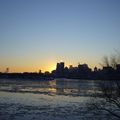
[5,63,57,73]
[48,64,56,72]
[0,58,101,73]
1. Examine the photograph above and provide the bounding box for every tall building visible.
[56,62,65,77]
[116,64,120,72]
[78,64,91,79]
[56,62,64,71]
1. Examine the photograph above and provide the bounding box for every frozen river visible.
[0,79,118,120]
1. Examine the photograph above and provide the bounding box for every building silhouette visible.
[0,62,120,80]
[56,62,65,77]
[116,64,120,72]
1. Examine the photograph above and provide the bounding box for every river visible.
[0,79,119,120]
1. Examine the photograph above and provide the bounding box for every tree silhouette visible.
[87,52,120,119]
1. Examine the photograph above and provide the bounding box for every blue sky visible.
[0,0,120,72]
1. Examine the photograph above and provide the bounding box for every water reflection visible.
[54,79,96,96]
[0,79,99,96]
[0,79,119,120]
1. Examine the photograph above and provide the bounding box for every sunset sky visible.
[0,0,120,73]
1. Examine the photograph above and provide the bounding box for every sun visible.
[48,64,56,72]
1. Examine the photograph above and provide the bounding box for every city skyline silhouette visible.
[0,0,120,73]
[0,1,120,119]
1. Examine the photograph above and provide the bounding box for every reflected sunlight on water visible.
[0,79,100,96]
[0,79,118,120]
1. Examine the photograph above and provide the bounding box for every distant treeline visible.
[0,72,53,80]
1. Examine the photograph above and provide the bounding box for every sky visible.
[0,0,120,73]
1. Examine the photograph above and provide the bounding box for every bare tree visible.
[103,56,110,67]
[100,51,120,69]
[87,52,120,119]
